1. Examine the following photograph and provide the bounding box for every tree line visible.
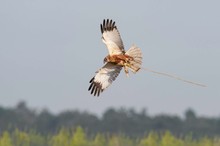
[0,101,220,138]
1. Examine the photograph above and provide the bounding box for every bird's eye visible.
[103,58,107,64]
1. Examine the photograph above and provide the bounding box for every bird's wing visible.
[88,62,122,96]
[101,19,125,55]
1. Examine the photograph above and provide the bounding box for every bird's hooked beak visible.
[103,57,107,64]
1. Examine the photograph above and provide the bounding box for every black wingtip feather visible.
[112,21,115,28]
[89,77,94,83]
[103,19,106,31]
[97,90,100,97]
[100,24,103,34]
[91,84,95,94]
[88,77,103,97]
[106,19,109,27]
[101,19,116,34]
[94,87,98,96]
[88,82,93,91]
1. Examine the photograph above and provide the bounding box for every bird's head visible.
[103,57,107,64]
[103,56,110,64]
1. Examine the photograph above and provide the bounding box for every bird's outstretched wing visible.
[101,19,125,55]
[88,63,122,96]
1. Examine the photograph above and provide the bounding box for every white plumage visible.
[89,19,142,96]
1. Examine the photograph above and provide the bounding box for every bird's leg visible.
[124,62,131,68]
[124,66,129,77]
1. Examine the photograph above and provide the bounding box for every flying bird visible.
[88,19,142,96]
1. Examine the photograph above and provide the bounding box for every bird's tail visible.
[125,45,143,74]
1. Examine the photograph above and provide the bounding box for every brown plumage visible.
[89,19,142,96]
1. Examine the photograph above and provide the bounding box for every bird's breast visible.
[108,54,133,66]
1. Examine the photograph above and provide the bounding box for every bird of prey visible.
[88,19,142,96]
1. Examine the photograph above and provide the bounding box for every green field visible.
[0,127,219,146]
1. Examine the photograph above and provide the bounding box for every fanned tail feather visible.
[125,45,142,73]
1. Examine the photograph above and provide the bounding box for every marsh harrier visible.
[88,19,142,96]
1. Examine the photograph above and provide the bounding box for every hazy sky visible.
[0,0,219,117]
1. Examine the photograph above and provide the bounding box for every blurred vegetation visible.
[0,127,219,146]
[1,101,220,142]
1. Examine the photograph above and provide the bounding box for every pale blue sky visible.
[0,0,219,117]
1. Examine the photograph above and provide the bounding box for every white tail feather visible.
[125,45,142,73]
